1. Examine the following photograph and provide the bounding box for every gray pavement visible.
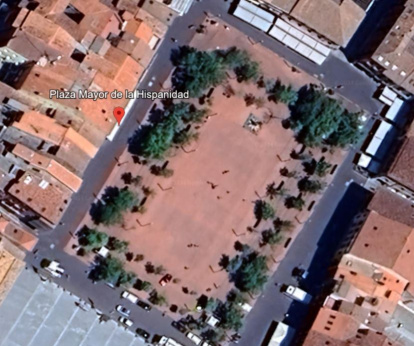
[0,269,146,346]
[18,0,384,345]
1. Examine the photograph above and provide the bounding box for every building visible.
[0,0,166,228]
[357,0,414,97]
[257,0,373,48]
[303,198,414,345]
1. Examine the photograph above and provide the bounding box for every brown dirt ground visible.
[65,20,349,313]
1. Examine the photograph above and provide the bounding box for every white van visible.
[284,285,311,303]
[121,290,139,304]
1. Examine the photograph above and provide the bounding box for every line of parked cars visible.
[116,290,152,341]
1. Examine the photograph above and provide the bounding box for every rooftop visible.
[368,188,414,228]
[350,211,413,270]
[388,136,414,192]
[371,0,414,94]
[8,171,72,225]
[290,0,366,46]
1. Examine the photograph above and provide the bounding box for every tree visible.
[267,79,298,105]
[273,218,293,232]
[261,229,283,246]
[298,177,325,193]
[89,257,130,286]
[254,200,275,220]
[280,167,297,178]
[145,262,155,274]
[315,160,332,177]
[228,252,268,294]
[134,254,145,262]
[285,196,306,211]
[172,46,228,97]
[265,182,278,200]
[154,265,166,275]
[107,237,129,253]
[141,116,178,159]
[149,290,167,306]
[221,302,244,331]
[91,187,137,225]
[77,226,108,250]
[290,86,362,147]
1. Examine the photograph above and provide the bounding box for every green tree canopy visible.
[297,177,325,193]
[267,79,298,105]
[290,86,362,147]
[78,226,108,250]
[91,187,137,225]
[172,46,227,97]
[89,256,134,286]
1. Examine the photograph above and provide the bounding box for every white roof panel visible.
[250,16,273,31]
[296,43,313,57]
[288,26,304,40]
[315,42,331,56]
[385,98,404,121]
[366,136,382,155]
[301,35,317,48]
[382,86,398,101]
[375,121,392,140]
[275,18,291,31]
[255,8,275,22]
[233,7,255,23]
[239,0,259,13]
[358,153,372,168]
[308,50,326,65]
[283,35,300,49]
[379,94,393,106]
[269,26,286,41]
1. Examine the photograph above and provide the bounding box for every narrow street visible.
[23,1,383,345]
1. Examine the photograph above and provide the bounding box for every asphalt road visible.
[24,0,384,345]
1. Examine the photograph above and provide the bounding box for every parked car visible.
[118,316,133,328]
[137,300,152,311]
[186,332,202,345]
[159,274,172,286]
[172,321,187,333]
[116,305,130,317]
[121,290,139,304]
[136,327,150,340]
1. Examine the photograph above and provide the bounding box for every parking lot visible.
[0,269,147,346]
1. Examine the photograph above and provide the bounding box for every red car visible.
[159,274,172,286]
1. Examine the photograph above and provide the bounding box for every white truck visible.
[266,321,290,346]
[44,260,65,278]
[283,285,311,303]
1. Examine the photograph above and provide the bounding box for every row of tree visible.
[129,102,207,160]
[172,46,260,98]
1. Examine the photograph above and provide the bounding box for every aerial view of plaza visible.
[2,0,414,345]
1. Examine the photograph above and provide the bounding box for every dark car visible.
[137,300,152,311]
[171,321,187,333]
[136,327,150,340]
[159,274,172,286]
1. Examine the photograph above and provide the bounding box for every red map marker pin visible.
[113,107,125,125]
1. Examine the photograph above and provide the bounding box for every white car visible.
[118,316,133,328]
[121,290,139,304]
[284,285,311,303]
[116,305,130,317]
[44,260,65,277]
[186,332,202,345]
